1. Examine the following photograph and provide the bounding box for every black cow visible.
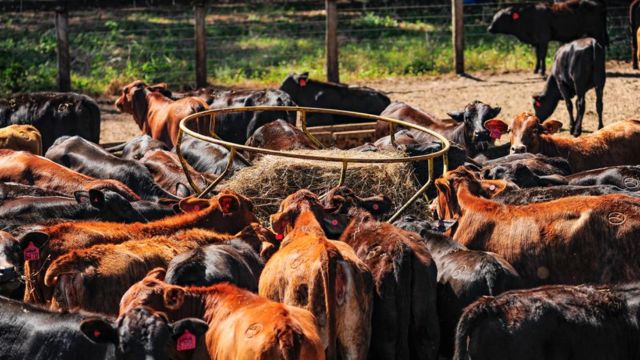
[0,92,100,151]
[454,283,640,360]
[45,136,176,201]
[533,38,605,136]
[185,88,297,145]
[477,152,572,187]
[630,0,640,69]
[165,224,276,292]
[105,135,169,160]
[280,72,390,126]
[0,190,151,229]
[394,216,521,358]
[488,0,608,75]
[565,165,640,190]
[493,184,638,205]
[0,231,22,299]
[175,136,248,176]
[0,182,68,199]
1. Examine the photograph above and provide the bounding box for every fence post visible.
[325,0,339,83]
[452,0,464,75]
[194,0,207,88]
[55,2,71,92]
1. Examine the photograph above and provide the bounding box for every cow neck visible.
[178,284,252,324]
[448,124,467,150]
[423,231,465,259]
[455,180,503,217]
[538,133,576,159]
[145,93,173,124]
[282,206,326,246]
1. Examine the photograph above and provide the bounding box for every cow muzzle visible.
[511,145,527,154]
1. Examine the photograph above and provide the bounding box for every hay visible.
[223,149,431,223]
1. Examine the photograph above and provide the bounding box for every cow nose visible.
[511,145,527,154]
[0,267,17,283]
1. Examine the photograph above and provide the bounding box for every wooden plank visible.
[452,0,464,75]
[325,0,339,83]
[194,1,207,88]
[55,3,71,92]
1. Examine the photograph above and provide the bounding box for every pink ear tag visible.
[299,78,307,87]
[535,100,541,107]
[93,330,101,338]
[330,219,338,226]
[275,233,284,241]
[372,203,380,210]
[512,12,520,20]
[24,242,40,261]
[177,329,196,351]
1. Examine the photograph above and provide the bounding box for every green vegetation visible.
[0,3,628,96]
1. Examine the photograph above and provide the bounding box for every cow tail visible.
[320,250,337,360]
[453,298,493,360]
[277,324,301,360]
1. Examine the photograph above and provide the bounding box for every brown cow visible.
[0,149,140,201]
[19,190,257,305]
[485,113,640,172]
[262,190,373,360]
[139,149,213,197]
[44,224,274,314]
[120,268,325,360]
[0,125,42,155]
[244,119,317,160]
[115,80,209,147]
[435,167,640,286]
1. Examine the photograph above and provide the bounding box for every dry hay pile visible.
[223,149,432,223]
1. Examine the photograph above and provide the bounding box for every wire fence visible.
[0,1,632,96]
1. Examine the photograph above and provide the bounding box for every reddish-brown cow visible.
[244,119,317,160]
[485,113,640,172]
[0,149,140,201]
[20,190,257,305]
[435,167,640,286]
[120,269,325,360]
[115,80,209,147]
[261,190,373,360]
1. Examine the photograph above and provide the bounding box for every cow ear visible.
[488,106,502,119]
[163,286,185,310]
[321,213,350,239]
[19,231,49,251]
[74,191,90,204]
[484,119,509,140]
[541,120,562,134]
[270,210,291,236]
[447,110,465,122]
[80,318,118,344]
[360,195,393,216]
[480,180,507,198]
[88,189,106,209]
[175,183,191,198]
[145,267,166,281]
[178,197,211,213]
[217,194,240,214]
[259,241,277,261]
[435,178,451,198]
[171,317,209,338]
[131,86,148,130]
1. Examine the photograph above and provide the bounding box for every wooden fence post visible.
[55,2,71,92]
[452,0,464,75]
[194,0,207,88]
[325,0,339,83]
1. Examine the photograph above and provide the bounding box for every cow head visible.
[177,190,257,235]
[75,189,149,223]
[0,231,22,296]
[82,306,208,360]
[435,167,490,221]
[532,92,558,121]
[270,189,349,239]
[500,112,562,154]
[447,100,501,152]
[322,186,393,220]
[488,5,526,35]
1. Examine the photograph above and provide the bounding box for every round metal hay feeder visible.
[176,106,450,222]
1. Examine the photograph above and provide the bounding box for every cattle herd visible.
[0,0,639,359]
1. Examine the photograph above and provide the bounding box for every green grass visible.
[0,3,629,96]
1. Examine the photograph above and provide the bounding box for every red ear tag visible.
[275,233,284,241]
[177,329,196,351]
[193,205,201,212]
[330,219,338,226]
[24,242,40,261]
[372,204,380,210]
[535,100,541,107]
[220,198,234,213]
[299,78,307,87]
[93,330,101,338]
[512,12,520,20]
[489,129,502,140]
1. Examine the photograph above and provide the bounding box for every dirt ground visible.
[99,61,640,143]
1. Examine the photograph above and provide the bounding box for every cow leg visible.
[536,44,548,76]
[634,27,639,70]
[573,95,586,137]
[595,86,604,130]
[533,46,541,74]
